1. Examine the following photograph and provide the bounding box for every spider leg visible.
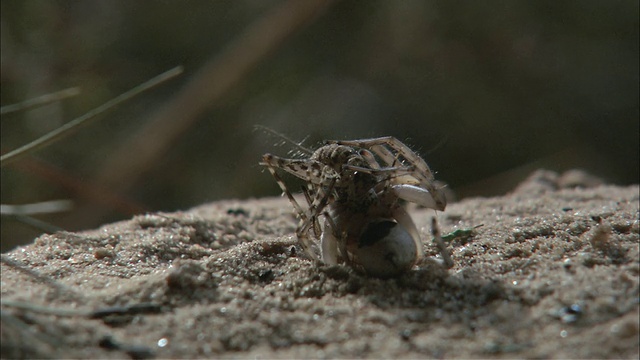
[358,149,381,169]
[295,227,320,262]
[341,164,415,176]
[300,177,336,235]
[261,153,326,185]
[341,147,415,186]
[296,176,337,261]
[301,184,322,238]
[261,154,322,260]
[371,144,401,167]
[329,137,434,180]
[261,153,341,262]
[301,184,313,207]
[261,155,307,219]
[329,137,446,211]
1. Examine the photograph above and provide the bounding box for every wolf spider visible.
[261,135,452,277]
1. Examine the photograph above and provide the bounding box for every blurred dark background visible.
[1,0,638,252]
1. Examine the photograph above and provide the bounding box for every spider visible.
[260,134,452,277]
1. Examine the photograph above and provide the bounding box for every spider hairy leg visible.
[296,176,337,262]
[356,148,381,169]
[261,153,332,186]
[341,164,415,176]
[261,154,307,218]
[261,154,319,260]
[328,137,446,211]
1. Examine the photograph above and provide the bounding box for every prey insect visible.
[260,131,451,277]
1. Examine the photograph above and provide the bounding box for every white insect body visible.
[261,136,450,277]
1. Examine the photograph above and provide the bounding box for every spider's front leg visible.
[261,154,320,261]
[329,137,447,211]
[296,176,338,263]
[261,153,326,186]
[295,223,322,264]
[261,154,307,219]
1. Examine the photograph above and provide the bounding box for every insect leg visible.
[431,217,454,269]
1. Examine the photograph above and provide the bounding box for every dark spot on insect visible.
[226,208,248,216]
[359,221,396,247]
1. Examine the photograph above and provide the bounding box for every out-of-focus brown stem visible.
[96,0,337,191]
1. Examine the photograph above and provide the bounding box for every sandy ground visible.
[1,169,638,359]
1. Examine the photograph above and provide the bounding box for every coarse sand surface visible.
[1,170,638,359]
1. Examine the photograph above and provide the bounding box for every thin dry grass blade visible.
[0,66,183,167]
[0,87,81,116]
